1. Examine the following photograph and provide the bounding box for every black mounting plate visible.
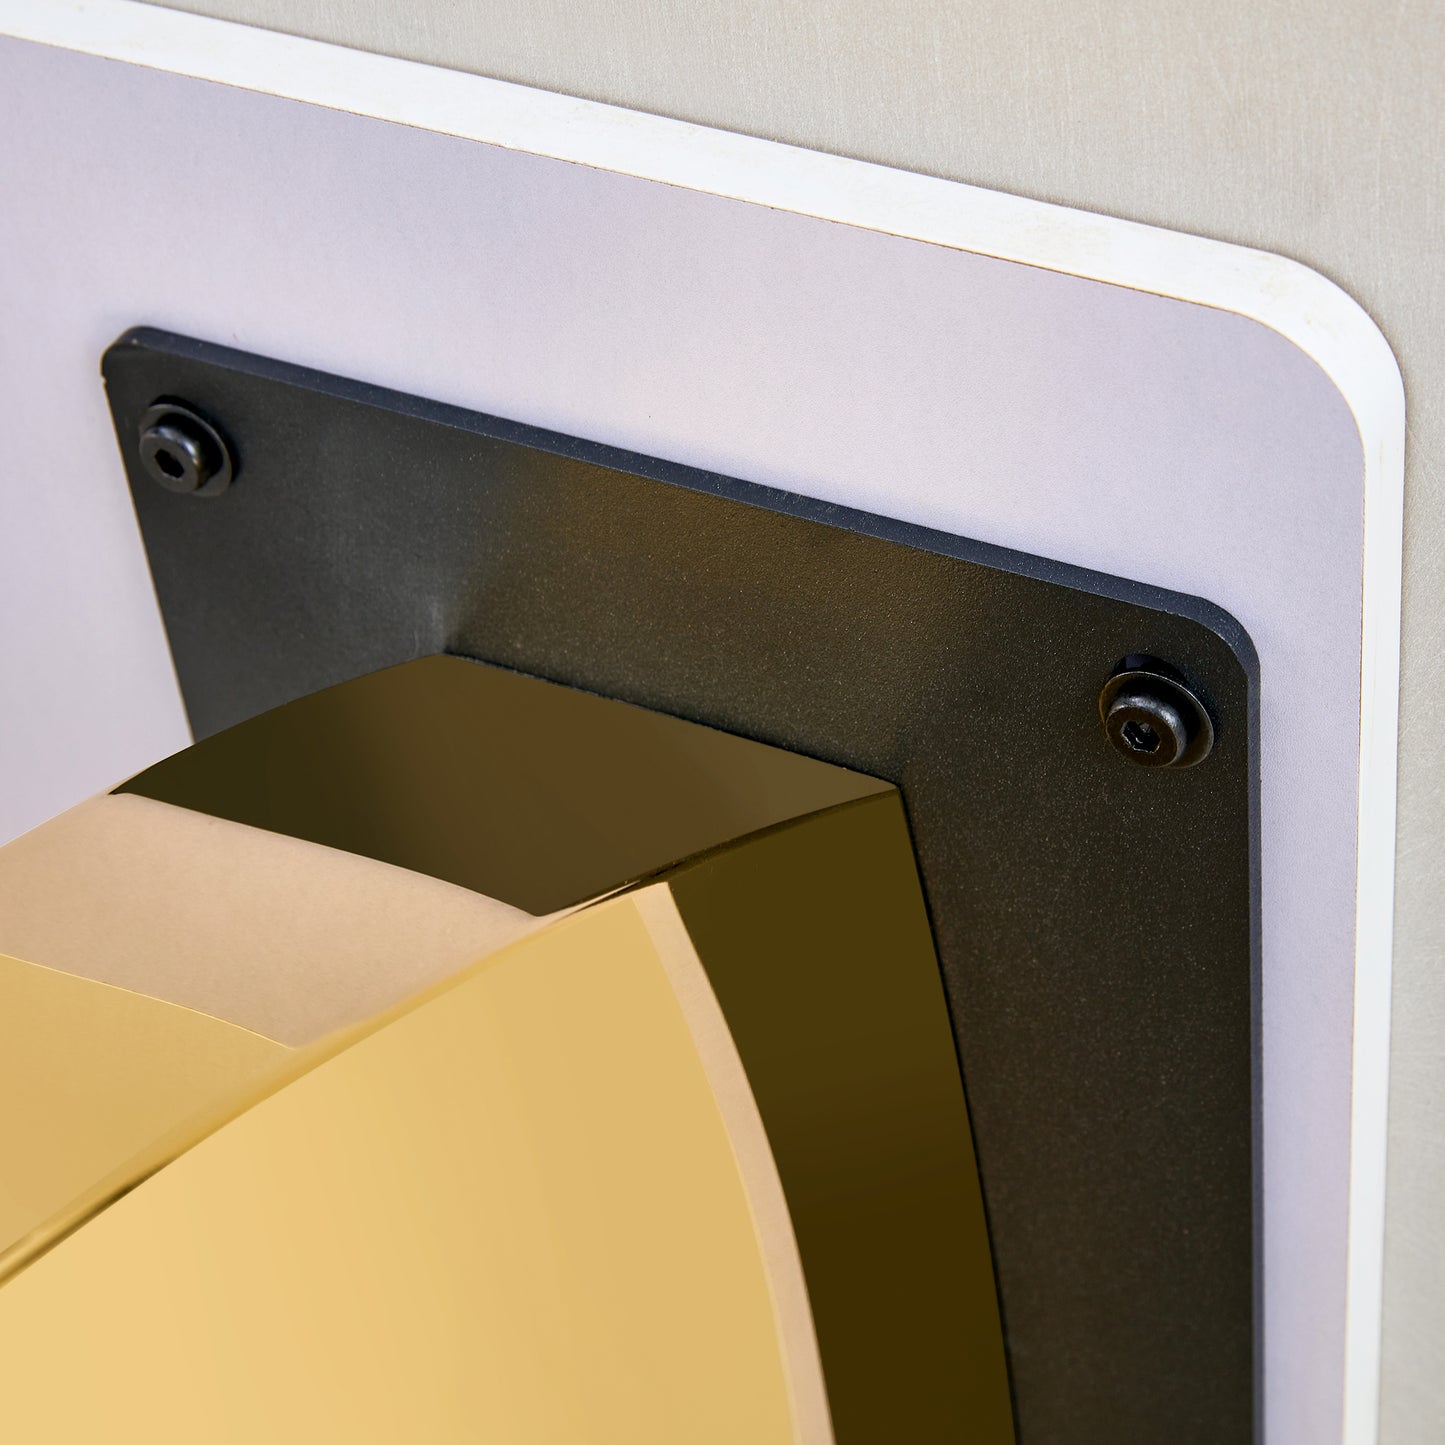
[103,327,1259,1445]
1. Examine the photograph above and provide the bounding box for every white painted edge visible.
[0,2,1406,1439]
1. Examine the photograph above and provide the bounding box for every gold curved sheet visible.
[0,892,813,1443]
[0,950,286,1259]
[0,657,1013,1442]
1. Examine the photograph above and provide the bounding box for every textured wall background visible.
[137,3,1445,1436]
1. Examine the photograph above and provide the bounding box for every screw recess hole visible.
[1121,719,1160,755]
[154,447,185,479]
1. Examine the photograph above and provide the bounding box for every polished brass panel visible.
[0,897,808,1444]
[0,655,1011,1442]
[0,793,542,1044]
[0,951,285,1259]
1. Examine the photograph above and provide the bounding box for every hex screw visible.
[137,401,235,496]
[1098,659,1214,768]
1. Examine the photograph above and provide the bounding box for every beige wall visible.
[140,3,1445,1436]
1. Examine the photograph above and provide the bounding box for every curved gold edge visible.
[115,654,891,915]
[665,791,1015,1441]
[0,1022,318,1289]
[1,790,1012,1440]
[0,946,286,1050]
[0,797,871,1289]
[0,878,810,1443]
[629,885,833,1445]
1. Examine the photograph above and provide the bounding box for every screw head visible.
[137,402,234,496]
[1099,661,1214,768]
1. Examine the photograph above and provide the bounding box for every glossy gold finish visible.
[0,897,807,1443]
[0,792,543,1043]
[0,951,285,1259]
[0,656,1013,1442]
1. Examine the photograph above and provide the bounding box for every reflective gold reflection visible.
[0,656,1013,1443]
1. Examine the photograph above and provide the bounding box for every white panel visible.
[0,6,1404,1442]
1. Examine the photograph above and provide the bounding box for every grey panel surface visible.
[0,33,1375,1442]
[137,8,1442,1430]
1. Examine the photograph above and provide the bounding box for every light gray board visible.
[0,38,1365,1444]
[135,6,1445,1437]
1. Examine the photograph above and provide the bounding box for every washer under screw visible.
[137,401,235,496]
[1098,659,1214,769]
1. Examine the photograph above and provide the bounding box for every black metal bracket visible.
[103,327,1260,1445]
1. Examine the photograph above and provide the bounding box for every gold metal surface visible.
[0,656,1013,1442]
[0,791,544,1042]
[0,951,286,1259]
[0,896,805,1443]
